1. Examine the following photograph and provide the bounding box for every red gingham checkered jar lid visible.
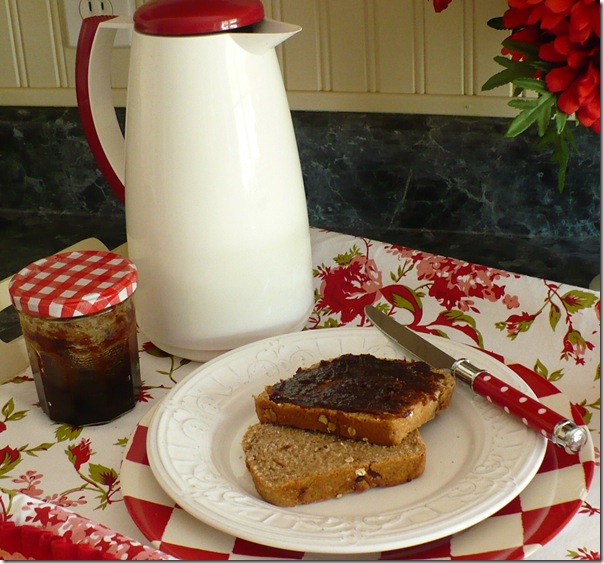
[9,250,138,318]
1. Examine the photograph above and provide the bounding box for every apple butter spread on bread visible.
[255,353,455,445]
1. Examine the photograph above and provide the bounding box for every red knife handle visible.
[452,359,588,454]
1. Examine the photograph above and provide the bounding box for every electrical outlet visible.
[62,0,135,48]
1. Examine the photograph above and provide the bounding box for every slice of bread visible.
[242,423,426,506]
[255,353,455,445]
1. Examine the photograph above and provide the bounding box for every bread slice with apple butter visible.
[254,353,455,446]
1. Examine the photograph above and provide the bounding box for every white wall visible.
[0,0,515,116]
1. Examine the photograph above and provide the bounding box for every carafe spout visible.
[232,19,301,54]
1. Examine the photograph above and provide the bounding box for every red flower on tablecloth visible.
[57,439,121,507]
[30,504,66,528]
[496,283,597,364]
[43,493,87,509]
[566,547,601,559]
[387,247,518,313]
[579,501,600,517]
[138,386,156,402]
[315,251,383,324]
[496,311,538,339]
[0,446,20,476]
[65,439,93,471]
[92,466,118,488]
[12,470,43,498]
[561,328,594,364]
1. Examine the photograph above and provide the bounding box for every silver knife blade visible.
[364,304,588,454]
[365,305,456,370]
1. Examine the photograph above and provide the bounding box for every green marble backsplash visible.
[0,106,600,240]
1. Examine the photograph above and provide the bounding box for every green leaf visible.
[492,55,516,68]
[536,96,556,136]
[533,359,548,378]
[532,60,553,72]
[0,450,21,476]
[482,69,515,91]
[88,463,118,486]
[481,62,536,91]
[389,288,422,314]
[508,98,538,110]
[24,442,54,457]
[548,369,564,382]
[501,39,540,59]
[555,141,570,193]
[319,317,340,328]
[2,398,15,418]
[561,290,598,313]
[505,91,555,138]
[536,122,573,192]
[555,110,569,134]
[1,399,27,422]
[442,310,477,327]
[486,16,505,30]
[512,77,550,94]
[549,303,561,331]
[334,245,362,266]
[55,425,82,442]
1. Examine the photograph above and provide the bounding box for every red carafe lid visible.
[134,0,265,36]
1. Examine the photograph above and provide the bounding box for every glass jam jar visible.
[9,250,141,426]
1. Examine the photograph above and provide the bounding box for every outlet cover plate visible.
[62,0,135,47]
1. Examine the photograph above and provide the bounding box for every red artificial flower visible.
[569,0,600,43]
[500,0,601,133]
[503,26,550,63]
[432,0,453,13]
[434,0,601,162]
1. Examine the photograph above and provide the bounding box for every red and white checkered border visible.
[120,358,594,560]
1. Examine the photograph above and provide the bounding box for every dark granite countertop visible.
[1,210,598,343]
[1,210,599,288]
[1,108,599,346]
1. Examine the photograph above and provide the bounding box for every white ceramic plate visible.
[146,327,547,554]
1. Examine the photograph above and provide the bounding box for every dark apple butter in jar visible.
[9,250,141,426]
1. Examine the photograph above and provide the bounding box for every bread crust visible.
[242,423,426,506]
[255,356,455,445]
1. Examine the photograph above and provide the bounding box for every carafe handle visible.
[75,16,131,204]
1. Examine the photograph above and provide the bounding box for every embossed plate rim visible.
[146,327,547,554]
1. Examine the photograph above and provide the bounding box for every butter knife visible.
[365,305,588,454]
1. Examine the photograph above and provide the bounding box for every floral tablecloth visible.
[1,228,600,560]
